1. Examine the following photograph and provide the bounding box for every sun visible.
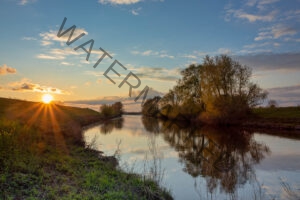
[42,94,53,104]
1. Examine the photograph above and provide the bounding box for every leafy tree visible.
[112,102,123,115]
[141,96,161,117]
[100,102,123,118]
[154,55,268,122]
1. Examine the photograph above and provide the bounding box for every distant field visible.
[253,106,300,119]
[244,107,300,130]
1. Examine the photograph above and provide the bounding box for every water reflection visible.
[86,116,294,199]
[142,117,270,195]
[99,117,124,134]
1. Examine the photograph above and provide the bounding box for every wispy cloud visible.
[98,0,141,5]
[181,51,207,60]
[60,62,74,66]
[217,48,232,54]
[236,52,300,72]
[129,66,181,82]
[181,49,232,61]
[243,42,270,49]
[22,37,37,41]
[246,0,280,10]
[0,64,17,75]
[283,9,300,21]
[36,48,86,60]
[272,24,297,38]
[225,0,280,22]
[255,24,297,41]
[39,28,88,46]
[36,54,65,60]
[226,0,300,54]
[19,0,36,5]
[68,87,164,105]
[50,48,84,56]
[131,49,174,59]
[7,78,69,94]
[131,7,142,15]
[86,64,180,82]
[131,50,158,56]
[85,71,104,77]
[159,54,174,59]
[227,9,277,22]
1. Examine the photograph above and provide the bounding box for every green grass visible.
[241,106,300,132]
[0,98,172,200]
[253,106,300,119]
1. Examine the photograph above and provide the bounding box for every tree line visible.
[142,55,268,124]
[100,102,123,118]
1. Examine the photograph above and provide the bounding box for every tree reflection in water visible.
[99,117,124,134]
[142,117,271,196]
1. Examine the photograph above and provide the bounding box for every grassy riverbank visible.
[243,106,300,131]
[0,98,172,200]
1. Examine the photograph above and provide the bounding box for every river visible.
[83,115,300,200]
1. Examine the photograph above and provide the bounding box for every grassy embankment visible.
[0,97,172,200]
[244,106,300,131]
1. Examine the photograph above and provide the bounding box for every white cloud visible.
[272,24,297,38]
[182,54,197,59]
[8,78,69,95]
[19,0,28,5]
[246,0,280,10]
[218,48,231,54]
[234,9,277,22]
[19,0,35,5]
[246,0,257,7]
[50,48,84,56]
[41,40,53,46]
[182,51,207,60]
[132,50,157,56]
[36,54,65,60]
[284,9,300,21]
[129,66,181,82]
[36,47,88,61]
[255,24,297,41]
[60,62,74,66]
[0,64,17,75]
[225,0,279,22]
[257,0,280,10]
[98,0,141,5]
[254,31,273,41]
[40,28,88,46]
[131,7,142,15]
[85,71,104,77]
[159,54,174,59]
[86,64,180,82]
[131,49,174,59]
[244,42,270,49]
[92,49,115,57]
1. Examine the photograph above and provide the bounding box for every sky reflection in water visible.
[84,115,300,200]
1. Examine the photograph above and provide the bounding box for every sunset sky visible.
[0,0,300,107]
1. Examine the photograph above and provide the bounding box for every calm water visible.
[83,115,300,200]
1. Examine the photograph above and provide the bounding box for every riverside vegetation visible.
[141,55,300,130]
[0,97,172,199]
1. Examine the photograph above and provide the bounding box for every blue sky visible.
[0,0,300,106]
